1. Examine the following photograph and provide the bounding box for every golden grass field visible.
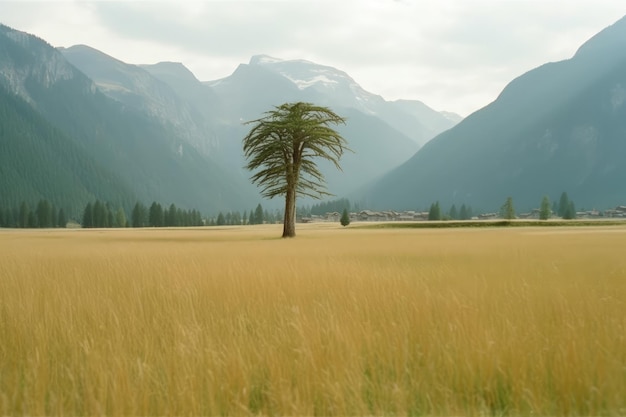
[1,223,625,416]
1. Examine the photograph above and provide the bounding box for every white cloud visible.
[1,0,625,115]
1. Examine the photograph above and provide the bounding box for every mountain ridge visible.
[362,15,626,212]
[1,24,256,216]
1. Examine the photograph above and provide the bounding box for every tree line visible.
[427,202,474,221]
[0,199,287,229]
[128,201,204,228]
[499,191,577,220]
[0,192,590,229]
[0,200,67,228]
[425,192,577,221]
[210,203,283,226]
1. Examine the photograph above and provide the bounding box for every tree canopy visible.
[539,196,551,220]
[500,196,515,219]
[243,102,349,237]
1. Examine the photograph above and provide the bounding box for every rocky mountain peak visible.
[0,26,93,104]
[141,61,200,84]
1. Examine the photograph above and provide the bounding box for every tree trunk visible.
[282,186,296,238]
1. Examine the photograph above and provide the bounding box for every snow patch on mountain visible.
[250,54,380,111]
[281,71,339,90]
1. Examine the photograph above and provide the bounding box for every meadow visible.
[1,223,625,416]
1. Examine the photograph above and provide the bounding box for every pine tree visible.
[115,207,127,228]
[82,202,94,228]
[459,204,468,221]
[558,192,569,217]
[149,202,163,227]
[19,201,29,228]
[254,203,264,225]
[449,204,458,220]
[539,196,551,220]
[500,197,515,219]
[36,199,52,228]
[167,203,177,227]
[106,203,114,228]
[428,201,441,220]
[50,204,58,228]
[93,200,106,227]
[340,208,350,226]
[27,210,36,228]
[57,208,67,228]
[563,201,576,220]
[243,102,349,238]
[131,202,147,227]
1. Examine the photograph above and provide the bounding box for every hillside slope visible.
[363,15,626,212]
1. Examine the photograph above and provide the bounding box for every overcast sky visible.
[2,1,625,116]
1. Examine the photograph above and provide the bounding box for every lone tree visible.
[340,208,350,227]
[243,102,349,238]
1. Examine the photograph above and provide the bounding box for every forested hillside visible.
[0,86,136,219]
[0,24,256,219]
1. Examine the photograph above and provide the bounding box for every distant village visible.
[302,206,626,223]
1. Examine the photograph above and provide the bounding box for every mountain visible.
[210,55,460,147]
[1,22,460,217]
[362,15,626,213]
[0,81,136,217]
[61,45,223,156]
[204,55,459,197]
[0,25,254,216]
[69,46,459,200]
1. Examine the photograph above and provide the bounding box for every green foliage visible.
[254,203,264,225]
[500,197,516,219]
[57,209,67,228]
[35,199,54,228]
[211,210,247,226]
[357,219,626,230]
[0,200,65,228]
[556,192,577,219]
[448,204,458,220]
[308,198,355,216]
[243,102,349,237]
[149,202,164,227]
[459,204,473,220]
[428,201,441,221]
[0,85,136,219]
[80,200,203,228]
[558,192,569,217]
[81,200,119,228]
[340,208,350,227]
[243,102,349,200]
[563,201,577,220]
[539,196,551,220]
[115,208,127,228]
[1,31,253,217]
[82,202,94,228]
[132,202,148,228]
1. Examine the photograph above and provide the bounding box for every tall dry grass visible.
[1,224,625,415]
